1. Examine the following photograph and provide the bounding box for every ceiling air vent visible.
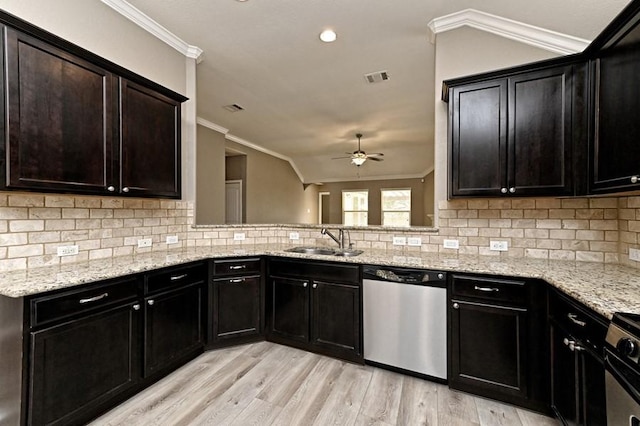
[222,103,244,113]
[364,70,389,84]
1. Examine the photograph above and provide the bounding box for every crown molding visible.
[101,0,204,62]
[196,117,306,183]
[427,9,589,55]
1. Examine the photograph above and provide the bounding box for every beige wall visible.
[321,178,428,226]
[433,27,558,218]
[196,126,226,224]
[423,172,435,226]
[226,141,317,224]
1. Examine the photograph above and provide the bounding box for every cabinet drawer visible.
[549,290,607,352]
[214,258,261,276]
[145,262,207,295]
[30,277,139,327]
[451,275,526,306]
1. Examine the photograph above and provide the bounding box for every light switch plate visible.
[443,239,459,249]
[137,238,152,248]
[490,240,509,251]
[57,245,79,257]
[289,232,300,241]
[166,235,179,245]
[234,232,246,241]
[630,248,640,262]
[393,236,407,246]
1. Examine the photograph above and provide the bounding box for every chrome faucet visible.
[321,228,344,249]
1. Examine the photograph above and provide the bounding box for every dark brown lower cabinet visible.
[29,302,140,426]
[143,283,203,377]
[267,258,362,363]
[212,275,262,342]
[448,274,549,413]
[450,300,528,398]
[549,290,607,426]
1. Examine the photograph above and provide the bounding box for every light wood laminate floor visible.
[91,342,559,426]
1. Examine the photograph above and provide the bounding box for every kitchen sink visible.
[285,247,363,257]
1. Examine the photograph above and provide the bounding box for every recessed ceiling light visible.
[319,29,337,43]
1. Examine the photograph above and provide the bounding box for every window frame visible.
[381,188,411,227]
[342,189,369,226]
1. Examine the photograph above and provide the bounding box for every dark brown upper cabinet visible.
[120,79,181,198]
[587,1,640,194]
[0,11,187,199]
[446,63,582,198]
[3,27,116,194]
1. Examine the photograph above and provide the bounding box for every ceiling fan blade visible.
[367,153,384,157]
[368,157,384,162]
[332,156,352,160]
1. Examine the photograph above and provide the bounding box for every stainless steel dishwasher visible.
[363,265,447,381]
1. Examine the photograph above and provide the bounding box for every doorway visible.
[225,180,243,224]
[318,192,330,224]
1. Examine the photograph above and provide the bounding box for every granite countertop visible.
[1,244,639,319]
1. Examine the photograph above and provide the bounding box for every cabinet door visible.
[591,19,640,193]
[311,280,360,355]
[449,299,528,400]
[4,28,115,193]
[29,303,140,426]
[270,276,309,343]
[578,349,607,426]
[450,79,507,197]
[550,322,579,426]
[144,284,203,376]
[120,78,181,198]
[508,66,573,196]
[213,276,261,341]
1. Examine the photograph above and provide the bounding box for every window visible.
[342,190,368,226]
[381,189,411,227]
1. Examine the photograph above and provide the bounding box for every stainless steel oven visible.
[605,313,640,426]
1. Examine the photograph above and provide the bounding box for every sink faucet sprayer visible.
[321,228,352,250]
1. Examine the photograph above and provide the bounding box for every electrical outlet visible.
[407,237,422,246]
[166,235,179,245]
[443,239,459,249]
[490,240,509,251]
[289,232,300,241]
[393,236,407,246]
[137,238,152,248]
[57,245,79,257]
[630,248,640,262]
[233,232,246,241]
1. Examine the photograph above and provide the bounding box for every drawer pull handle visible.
[229,265,246,270]
[79,293,109,304]
[567,313,586,327]
[170,274,188,281]
[230,278,245,283]
[474,285,499,292]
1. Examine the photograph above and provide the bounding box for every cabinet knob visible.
[132,303,140,311]
[437,273,444,280]
[148,300,155,306]
[452,302,459,309]
[312,283,318,289]
[501,188,507,194]
[509,187,516,193]
[122,187,130,193]
[632,176,639,184]
[303,282,308,288]
[107,186,115,192]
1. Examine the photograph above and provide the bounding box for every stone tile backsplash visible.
[3,191,640,271]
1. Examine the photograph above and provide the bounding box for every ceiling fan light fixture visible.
[319,29,337,43]
[351,157,366,166]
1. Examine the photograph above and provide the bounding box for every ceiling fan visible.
[332,133,384,167]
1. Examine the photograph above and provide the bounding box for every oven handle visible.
[604,350,640,406]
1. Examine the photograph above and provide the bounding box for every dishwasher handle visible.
[362,266,447,286]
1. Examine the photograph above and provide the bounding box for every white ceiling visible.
[126,0,630,183]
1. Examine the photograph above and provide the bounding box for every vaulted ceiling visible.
[124,0,630,183]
